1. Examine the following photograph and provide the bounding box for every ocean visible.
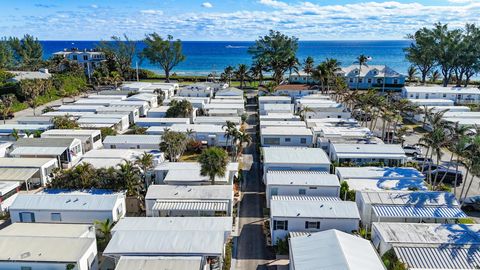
[40,40,412,76]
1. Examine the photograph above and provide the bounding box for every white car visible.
[403,145,422,156]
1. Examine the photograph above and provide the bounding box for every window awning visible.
[372,205,466,219]
[152,200,228,212]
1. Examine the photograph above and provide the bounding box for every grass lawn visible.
[179,151,201,162]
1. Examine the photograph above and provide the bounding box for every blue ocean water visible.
[40,40,411,75]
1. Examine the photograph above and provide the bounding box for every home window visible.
[51,213,62,222]
[443,94,447,98]
[19,212,35,223]
[271,187,278,196]
[349,78,354,83]
[110,145,116,149]
[377,79,382,84]
[72,55,78,61]
[300,138,307,144]
[21,267,32,270]
[285,138,291,142]
[274,220,288,230]
[305,221,320,229]
[264,138,280,145]
[299,189,306,195]
[358,78,363,83]
[367,78,372,83]
[83,55,88,61]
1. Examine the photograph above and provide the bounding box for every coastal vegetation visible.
[198,146,229,185]
[160,130,189,162]
[406,23,480,86]
[165,99,193,118]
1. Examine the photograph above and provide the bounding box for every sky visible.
[0,0,479,41]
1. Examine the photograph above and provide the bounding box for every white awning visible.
[152,200,228,212]
[0,168,39,181]
[10,147,66,156]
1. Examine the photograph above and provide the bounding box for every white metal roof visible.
[372,223,480,245]
[10,193,123,211]
[271,195,340,201]
[290,230,385,270]
[115,256,203,270]
[259,121,306,127]
[10,146,67,156]
[266,170,340,187]
[166,124,226,133]
[103,135,161,145]
[0,181,19,195]
[194,116,241,125]
[0,223,94,238]
[331,144,406,158]
[111,217,232,233]
[403,86,480,95]
[78,117,121,124]
[0,157,57,167]
[336,167,424,180]
[261,126,312,136]
[343,178,427,192]
[262,147,330,165]
[79,158,125,169]
[358,191,459,207]
[0,124,51,132]
[14,137,77,148]
[137,118,190,123]
[146,185,232,201]
[0,236,94,262]
[372,205,466,219]
[152,200,229,212]
[104,230,225,256]
[41,129,100,136]
[258,96,291,102]
[270,199,360,219]
[0,168,38,181]
[82,149,144,160]
[394,246,480,270]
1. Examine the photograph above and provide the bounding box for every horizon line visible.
[38,39,410,42]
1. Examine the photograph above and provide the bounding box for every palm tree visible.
[303,56,315,84]
[324,58,342,92]
[94,218,114,243]
[0,94,15,124]
[222,66,235,85]
[235,131,252,158]
[286,55,299,78]
[198,147,229,185]
[135,153,154,186]
[250,60,266,87]
[235,64,249,89]
[222,121,237,150]
[110,71,123,88]
[407,65,418,83]
[354,54,369,90]
[118,161,143,197]
[296,106,314,121]
[311,63,328,93]
[430,70,441,83]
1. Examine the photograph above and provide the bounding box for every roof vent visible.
[66,199,71,203]
[20,252,31,259]
[73,198,79,202]
[296,213,300,216]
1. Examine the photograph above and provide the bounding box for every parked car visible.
[403,144,422,156]
[427,167,463,186]
[461,196,480,211]
[410,156,433,166]
[352,109,372,121]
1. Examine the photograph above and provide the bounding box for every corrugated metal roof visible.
[262,147,330,165]
[372,205,466,219]
[103,135,161,145]
[152,200,229,211]
[115,256,203,270]
[266,170,340,187]
[10,193,123,211]
[394,246,480,270]
[10,146,67,156]
[14,137,75,148]
[271,195,340,201]
[0,168,38,181]
[271,199,360,219]
[360,191,457,206]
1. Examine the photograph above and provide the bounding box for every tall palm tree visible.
[94,219,114,242]
[222,65,235,85]
[198,147,229,185]
[235,64,249,89]
[222,121,237,151]
[324,58,342,92]
[118,161,142,197]
[235,131,252,158]
[354,54,369,90]
[311,62,328,93]
[303,56,315,84]
[286,55,299,78]
[0,94,15,124]
[430,70,441,83]
[296,106,314,121]
[250,59,266,87]
[135,153,154,186]
[407,65,418,83]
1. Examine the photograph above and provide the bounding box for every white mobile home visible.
[58,105,105,112]
[136,117,190,128]
[356,190,465,227]
[126,93,158,108]
[408,98,455,107]
[43,111,95,118]
[259,103,294,115]
[169,96,209,109]
[145,185,233,217]
[0,181,19,213]
[109,100,149,116]
[87,94,126,100]
[402,86,480,104]
[0,124,51,141]
[260,126,313,147]
[10,193,126,224]
[371,222,480,269]
[259,113,301,122]
[154,162,239,185]
[0,157,58,186]
[148,124,229,147]
[313,126,374,151]
[204,103,245,116]
[0,223,98,270]
[10,138,83,168]
[78,117,129,132]
[41,129,103,152]
[115,256,203,270]
[103,135,161,150]
[289,230,386,270]
[265,171,340,207]
[329,143,407,166]
[81,149,146,163]
[215,87,243,98]
[16,116,53,125]
[147,106,170,118]
[74,98,119,106]
[81,114,130,130]
[194,116,242,126]
[262,147,331,180]
[305,118,359,128]
[259,121,306,128]
[258,96,291,111]
[335,166,426,192]
[96,106,139,124]
[177,83,214,97]
[273,84,320,98]
[270,196,360,244]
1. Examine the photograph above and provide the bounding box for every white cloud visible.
[202,2,213,8]
[448,0,475,3]
[140,9,164,15]
[90,4,98,8]
[258,0,289,9]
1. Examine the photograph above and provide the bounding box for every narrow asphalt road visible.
[234,93,275,270]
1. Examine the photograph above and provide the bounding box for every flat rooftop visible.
[266,170,340,187]
[0,223,94,238]
[261,126,313,136]
[336,167,424,180]
[271,198,359,219]
[115,256,203,270]
[112,216,232,233]
[146,184,232,201]
[359,191,458,207]
[10,193,123,211]
[263,147,330,165]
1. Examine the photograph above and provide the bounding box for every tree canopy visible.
[198,147,229,185]
[160,130,189,162]
[165,99,193,118]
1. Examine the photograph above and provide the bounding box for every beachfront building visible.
[329,143,407,166]
[9,138,83,168]
[103,135,161,150]
[335,166,426,192]
[339,65,405,91]
[10,192,126,224]
[262,147,331,182]
[289,230,386,270]
[265,171,340,207]
[0,223,98,270]
[356,190,465,227]
[154,162,239,185]
[0,157,58,186]
[402,86,480,104]
[104,217,232,270]
[41,129,103,152]
[371,223,480,269]
[145,185,233,217]
[260,126,313,147]
[271,84,320,98]
[270,196,360,244]
[53,48,105,76]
